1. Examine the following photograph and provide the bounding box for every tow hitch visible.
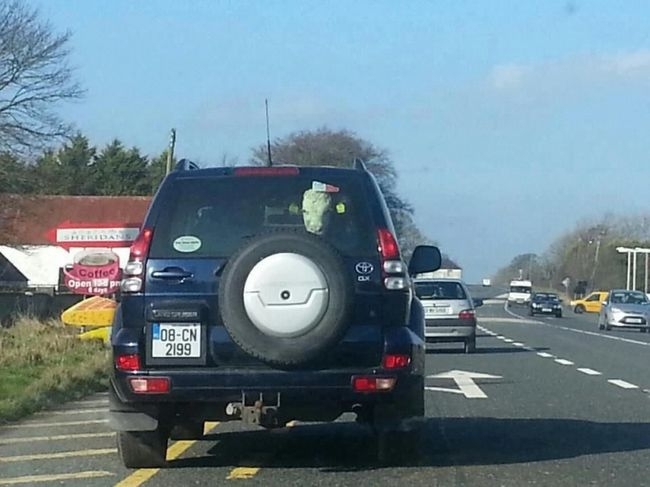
[226,392,282,428]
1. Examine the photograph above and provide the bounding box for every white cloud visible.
[488,49,650,94]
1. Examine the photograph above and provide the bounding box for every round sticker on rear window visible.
[173,235,202,253]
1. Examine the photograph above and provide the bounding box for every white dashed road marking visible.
[554,359,574,366]
[503,338,514,343]
[512,342,525,347]
[577,368,602,376]
[537,352,554,358]
[608,379,639,389]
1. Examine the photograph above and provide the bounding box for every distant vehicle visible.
[414,278,483,354]
[529,292,562,318]
[507,279,532,307]
[482,278,491,287]
[598,289,650,332]
[570,291,608,314]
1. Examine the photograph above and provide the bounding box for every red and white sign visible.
[45,221,140,250]
[63,249,122,295]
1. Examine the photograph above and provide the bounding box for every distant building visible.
[0,194,151,291]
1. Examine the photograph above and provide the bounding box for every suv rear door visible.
[142,170,387,369]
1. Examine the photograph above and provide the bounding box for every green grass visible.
[0,316,110,423]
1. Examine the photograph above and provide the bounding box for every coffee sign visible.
[63,249,122,295]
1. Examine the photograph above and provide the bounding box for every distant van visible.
[482,278,491,287]
[508,279,532,306]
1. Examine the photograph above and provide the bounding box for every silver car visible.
[414,278,483,353]
[598,289,650,332]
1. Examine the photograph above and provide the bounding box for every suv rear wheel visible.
[117,428,169,468]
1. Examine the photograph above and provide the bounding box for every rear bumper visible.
[424,318,475,340]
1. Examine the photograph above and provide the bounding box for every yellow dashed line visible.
[227,467,260,480]
[114,421,220,487]
[0,448,116,463]
[0,471,113,485]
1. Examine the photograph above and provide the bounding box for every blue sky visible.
[33,0,650,281]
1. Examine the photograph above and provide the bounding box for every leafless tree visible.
[0,0,83,154]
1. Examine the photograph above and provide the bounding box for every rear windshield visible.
[510,286,531,293]
[149,175,376,258]
[415,281,467,300]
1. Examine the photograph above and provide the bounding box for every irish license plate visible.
[151,323,201,358]
[426,307,451,316]
[627,318,643,324]
[542,308,552,313]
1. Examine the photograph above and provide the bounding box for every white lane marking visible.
[66,400,108,407]
[480,317,538,324]
[513,342,525,347]
[496,335,505,340]
[608,379,639,389]
[523,346,536,351]
[427,370,502,399]
[33,407,106,416]
[0,432,114,445]
[0,448,116,463]
[555,359,574,366]
[0,471,113,485]
[537,352,554,358]
[577,368,602,376]
[1,419,108,430]
[503,338,514,343]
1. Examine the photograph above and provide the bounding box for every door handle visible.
[151,269,193,280]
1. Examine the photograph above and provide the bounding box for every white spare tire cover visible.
[243,253,329,337]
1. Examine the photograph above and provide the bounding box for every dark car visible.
[529,292,563,318]
[109,160,441,467]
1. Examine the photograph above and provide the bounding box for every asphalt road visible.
[2,295,650,486]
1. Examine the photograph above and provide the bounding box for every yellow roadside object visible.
[79,326,111,344]
[61,296,117,329]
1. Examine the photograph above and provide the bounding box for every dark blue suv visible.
[109,160,441,467]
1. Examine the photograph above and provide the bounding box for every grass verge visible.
[0,316,110,423]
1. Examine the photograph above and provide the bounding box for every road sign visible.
[45,221,140,250]
[426,370,502,399]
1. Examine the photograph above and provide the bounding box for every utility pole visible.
[165,128,176,174]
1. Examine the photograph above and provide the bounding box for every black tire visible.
[555,312,562,318]
[376,428,423,465]
[219,230,354,367]
[117,428,169,468]
[170,421,204,440]
[605,324,611,331]
[574,305,585,314]
[598,322,605,330]
[464,335,476,354]
[529,309,534,316]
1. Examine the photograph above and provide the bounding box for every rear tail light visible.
[377,228,407,290]
[115,353,141,372]
[377,228,400,260]
[383,354,411,369]
[352,376,397,392]
[129,377,170,394]
[121,228,153,293]
[234,167,299,177]
[459,309,476,320]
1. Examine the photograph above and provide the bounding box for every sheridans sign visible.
[62,249,122,295]
[46,221,140,295]
[45,221,140,250]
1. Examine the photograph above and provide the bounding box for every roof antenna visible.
[265,99,273,167]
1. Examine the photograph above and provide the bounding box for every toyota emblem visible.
[355,262,374,275]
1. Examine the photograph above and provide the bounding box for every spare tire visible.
[218,230,354,367]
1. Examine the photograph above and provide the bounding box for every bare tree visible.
[0,0,83,154]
